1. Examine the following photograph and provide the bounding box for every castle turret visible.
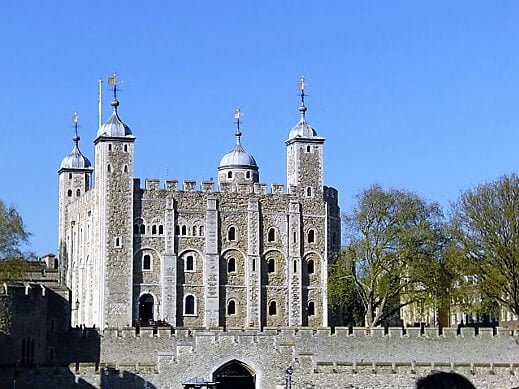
[218,108,259,189]
[58,113,93,294]
[94,74,136,329]
[286,77,325,197]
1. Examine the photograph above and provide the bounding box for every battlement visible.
[134,178,289,196]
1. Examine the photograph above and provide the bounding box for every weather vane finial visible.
[72,112,80,144]
[233,107,242,145]
[107,73,122,110]
[298,76,308,118]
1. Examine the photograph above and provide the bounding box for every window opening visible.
[199,226,204,236]
[307,259,315,274]
[67,189,72,197]
[246,171,250,179]
[76,189,81,197]
[124,144,128,152]
[306,145,311,153]
[185,295,195,315]
[159,225,163,235]
[181,225,187,236]
[307,187,312,197]
[124,165,128,173]
[268,301,277,315]
[293,260,297,273]
[192,226,197,236]
[252,258,256,272]
[267,258,275,273]
[186,255,194,271]
[228,171,232,178]
[228,257,236,273]
[228,226,236,241]
[108,144,112,151]
[308,302,315,316]
[308,229,315,243]
[68,173,72,179]
[268,228,275,242]
[107,164,111,173]
[227,300,236,315]
[143,254,151,270]
[152,225,157,235]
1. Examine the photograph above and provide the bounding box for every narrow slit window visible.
[152,225,157,235]
[158,225,164,235]
[308,229,315,243]
[76,189,81,197]
[67,189,72,197]
[307,187,312,197]
[293,260,297,273]
[181,225,187,236]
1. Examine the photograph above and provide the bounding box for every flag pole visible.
[98,79,103,129]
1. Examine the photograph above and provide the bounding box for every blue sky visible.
[1,1,518,255]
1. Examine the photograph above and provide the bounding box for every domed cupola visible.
[96,99,132,138]
[218,108,259,187]
[60,113,92,170]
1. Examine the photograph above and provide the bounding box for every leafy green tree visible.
[0,199,29,260]
[450,174,519,316]
[335,185,445,328]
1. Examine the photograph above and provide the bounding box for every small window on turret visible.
[108,144,112,151]
[267,258,275,273]
[69,173,72,180]
[268,228,276,242]
[246,171,250,179]
[228,171,232,179]
[228,257,236,273]
[159,225,164,235]
[67,190,72,197]
[308,302,315,316]
[306,146,311,153]
[115,237,121,248]
[228,226,236,241]
[307,259,315,274]
[76,189,81,197]
[124,165,128,173]
[308,229,315,243]
[268,301,277,315]
[306,187,312,197]
[143,254,151,271]
[124,145,128,152]
[107,164,111,173]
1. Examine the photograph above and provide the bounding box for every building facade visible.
[58,83,341,331]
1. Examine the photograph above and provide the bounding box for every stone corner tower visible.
[94,83,136,329]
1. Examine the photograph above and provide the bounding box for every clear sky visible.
[1,1,518,256]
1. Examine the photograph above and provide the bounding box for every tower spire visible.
[298,76,308,120]
[233,107,242,145]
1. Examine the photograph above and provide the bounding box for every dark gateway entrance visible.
[213,360,255,389]
[138,294,154,325]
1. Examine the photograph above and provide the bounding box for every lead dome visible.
[96,99,132,138]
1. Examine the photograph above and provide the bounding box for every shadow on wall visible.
[0,367,158,389]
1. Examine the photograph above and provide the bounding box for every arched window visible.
[115,237,121,247]
[306,187,312,197]
[228,226,236,241]
[143,254,151,270]
[108,144,112,151]
[124,144,128,152]
[228,171,232,178]
[184,295,195,315]
[306,145,311,153]
[227,300,236,315]
[192,226,197,236]
[152,225,157,235]
[67,189,72,197]
[268,228,276,242]
[186,255,194,271]
[268,301,277,315]
[181,225,187,236]
[308,229,315,243]
[107,164,111,173]
[267,258,275,273]
[307,259,315,274]
[124,165,128,173]
[246,171,251,179]
[140,224,146,234]
[76,189,81,197]
[228,258,236,273]
[199,226,204,236]
[159,225,163,235]
[308,301,315,316]
[68,173,72,180]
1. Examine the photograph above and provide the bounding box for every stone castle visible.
[57,78,341,331]
[1,80,519,388]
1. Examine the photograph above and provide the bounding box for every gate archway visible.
[138,293,154,325]
[213,360,255,389]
